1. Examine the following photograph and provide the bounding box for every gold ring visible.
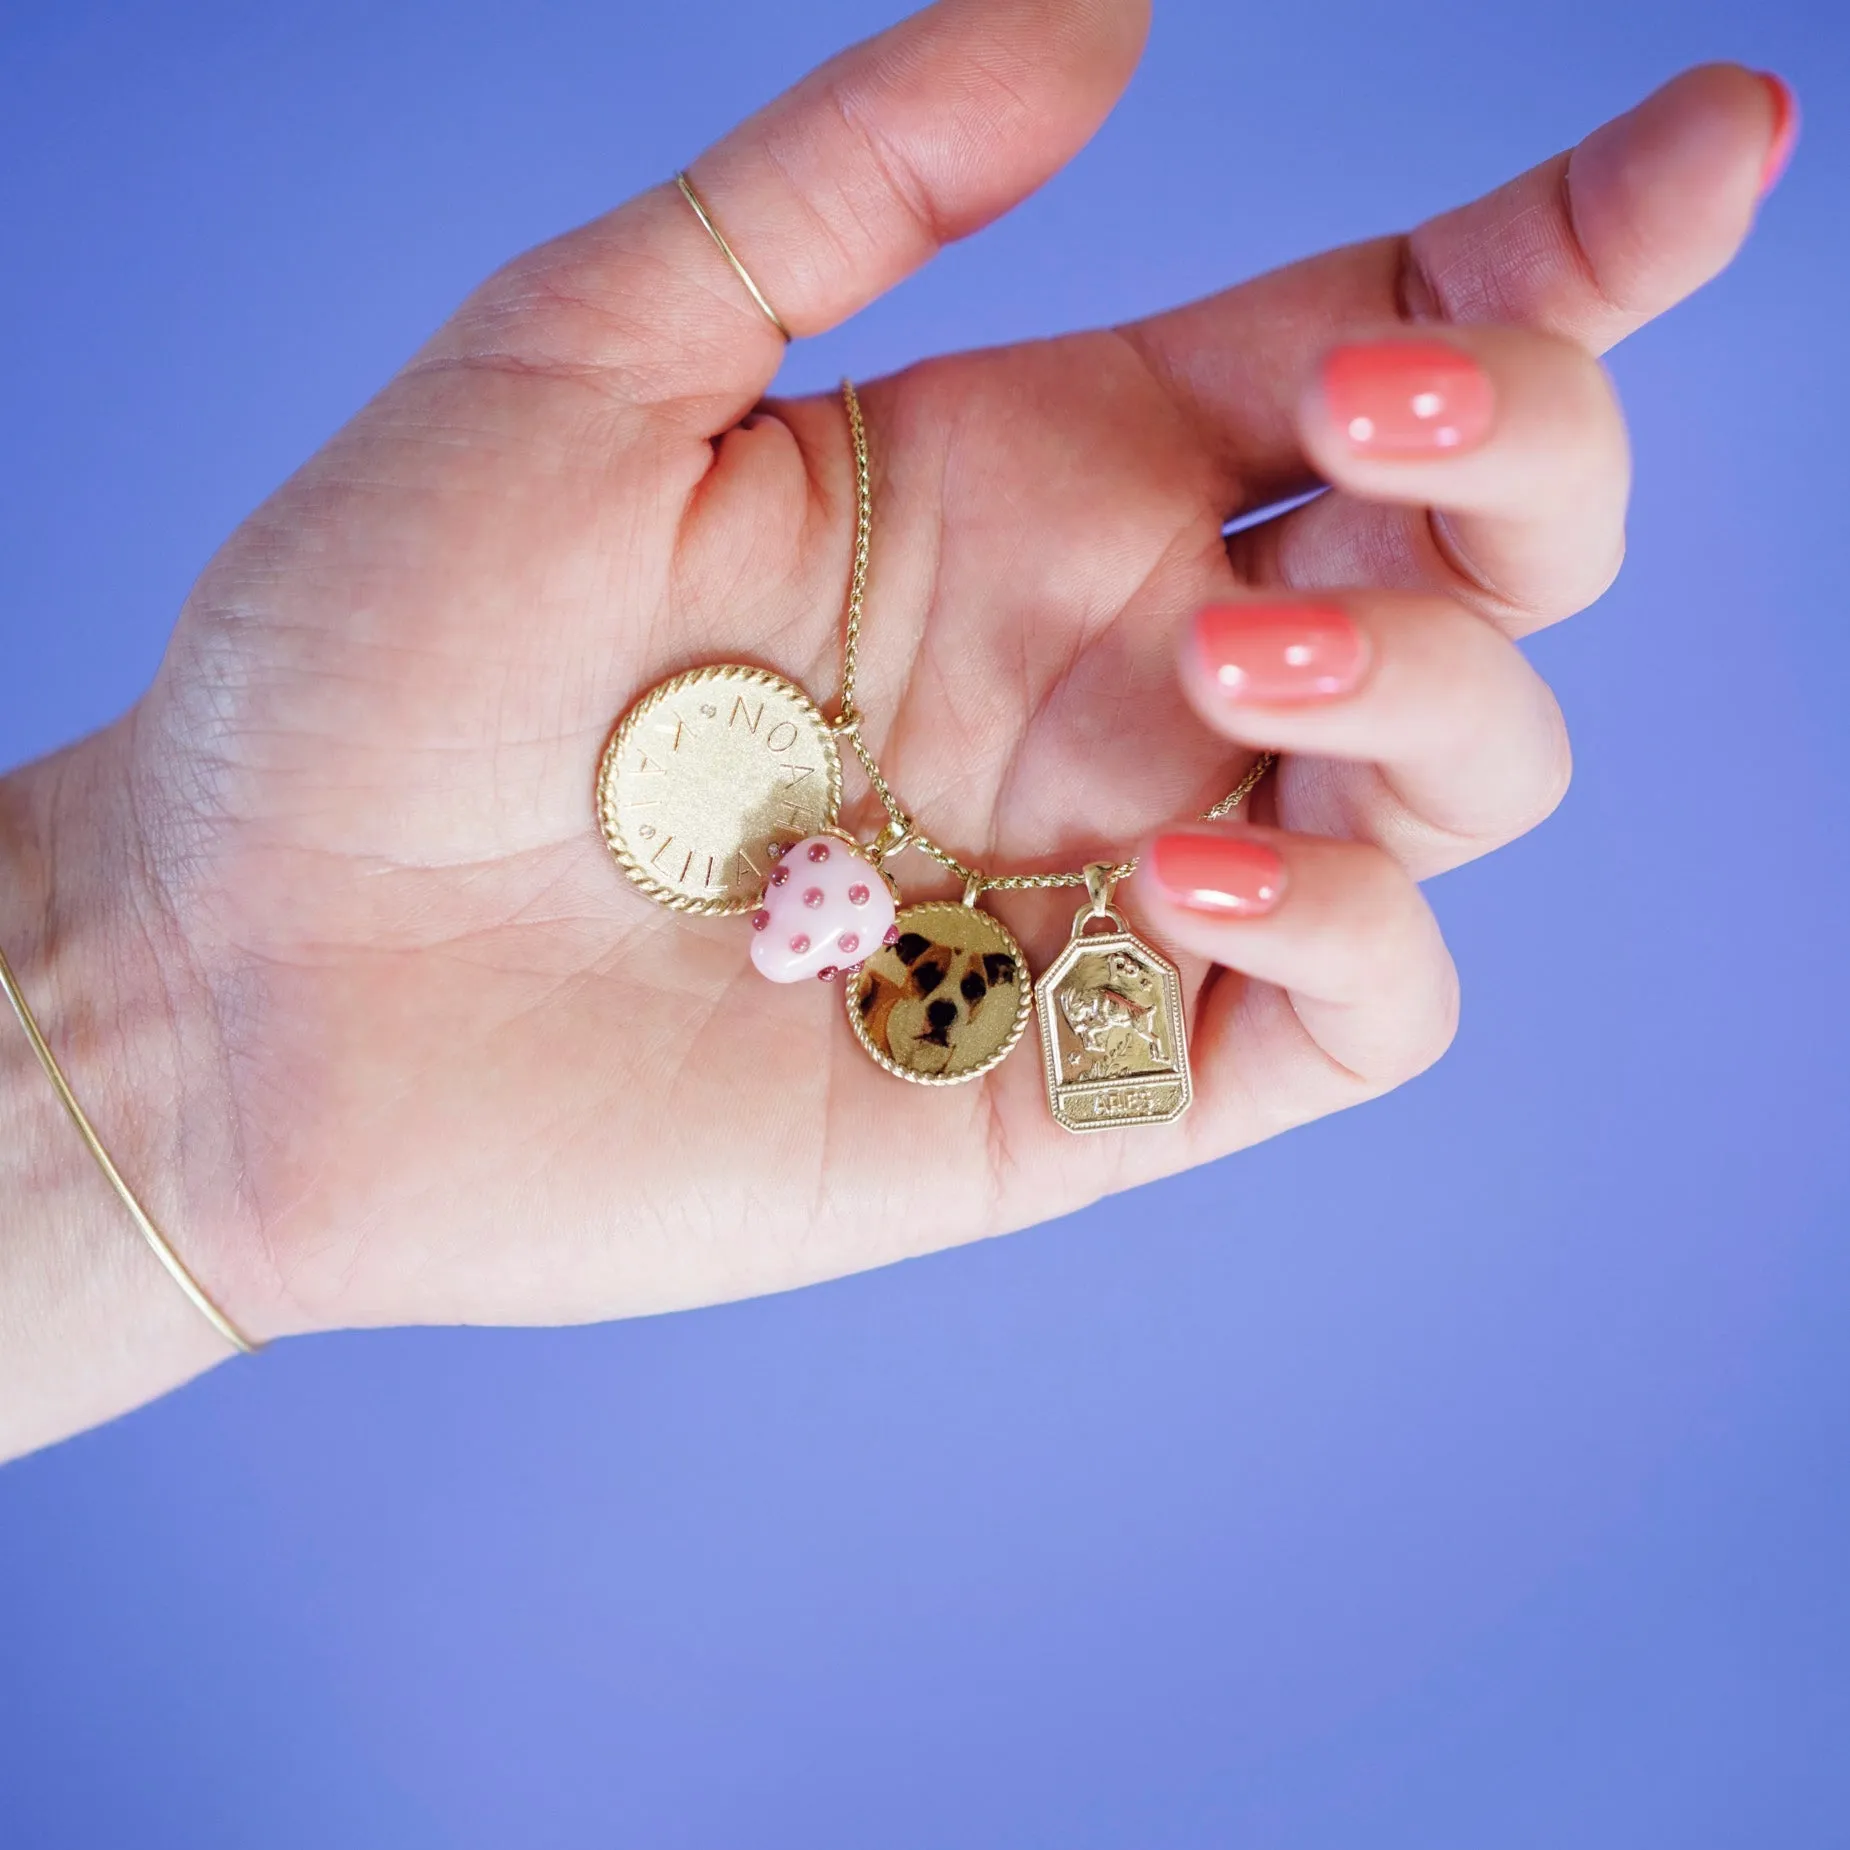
[675,170,792,341]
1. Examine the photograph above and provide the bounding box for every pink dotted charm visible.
[750,834,897,984]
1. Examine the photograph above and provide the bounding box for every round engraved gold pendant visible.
[598,664,843,915]
[845,900,1032,1085]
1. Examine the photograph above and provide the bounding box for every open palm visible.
[92,2,1778,1340]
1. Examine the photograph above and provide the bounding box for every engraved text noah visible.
[601,665,843,916]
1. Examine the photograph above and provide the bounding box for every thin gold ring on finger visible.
[674,170,791,341]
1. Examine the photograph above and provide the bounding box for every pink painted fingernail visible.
[1322,340,1496,457]
[1150,832,1287,917]
[1757,72,1799,196]
[1194,602,1369,704]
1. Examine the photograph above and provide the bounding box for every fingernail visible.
[1194,602,1370,704]
[1756,72,1799,196]
[1149,832,1287,917]
[1321,340,1496,457]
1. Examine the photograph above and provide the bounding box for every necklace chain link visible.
[829,380,1275,900]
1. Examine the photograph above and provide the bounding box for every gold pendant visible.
[598,664,842,915]
[1036,870,1192,1133]
[845,898,1032,1085]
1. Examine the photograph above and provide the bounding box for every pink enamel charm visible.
[749,835,897,984]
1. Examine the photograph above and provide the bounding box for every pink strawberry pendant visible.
[749,834,899,984]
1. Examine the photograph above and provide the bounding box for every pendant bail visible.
[868,815,915,862]
[1083,862,1118,919]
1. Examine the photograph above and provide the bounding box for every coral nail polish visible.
[1149,832,1286,917]
[1194,603,1369,704]
[1757,72,1800,196]
[1321,340,1495,457]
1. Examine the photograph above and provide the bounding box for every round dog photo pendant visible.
[598,664,842,915]
[845,900,1032,1085]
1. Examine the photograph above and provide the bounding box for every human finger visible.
[1231,324,1630,634]
[1176,589,1570,876]
[1123,63,1791,509]
[424,0,1150,431]
[1125,826,1458,1092]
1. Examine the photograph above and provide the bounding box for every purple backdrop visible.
[1,2,1845,1844]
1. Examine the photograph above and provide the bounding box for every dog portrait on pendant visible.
[849,907,1027,1081]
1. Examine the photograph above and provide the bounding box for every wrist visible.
[0,724,262,1461]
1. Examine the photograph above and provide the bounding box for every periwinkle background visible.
[1,0,1846,1843]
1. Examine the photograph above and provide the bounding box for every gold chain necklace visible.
[599,381,1275,1133]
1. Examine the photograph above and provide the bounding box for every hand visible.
[0,0,1788,1449]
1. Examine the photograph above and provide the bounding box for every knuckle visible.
[1398,953,1463,1081]
[1475,328,1631,487]
[1538,345,1633,493]
[825,79,947,256]
[1506,697,1576,839]
[1547,333,1622,420]
[1504,324,1617,418]
[1417,587,1505,671]
[1316,846,1462,1087]
[1580,529,1628,608]
[1323,845,1429,997]
[438,254,639,388]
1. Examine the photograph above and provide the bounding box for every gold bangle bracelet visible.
[0,939,260,1355]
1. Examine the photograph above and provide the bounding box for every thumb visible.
[429,0,1150,429]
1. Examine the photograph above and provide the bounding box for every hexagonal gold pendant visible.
[1035,913,1192,1134]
